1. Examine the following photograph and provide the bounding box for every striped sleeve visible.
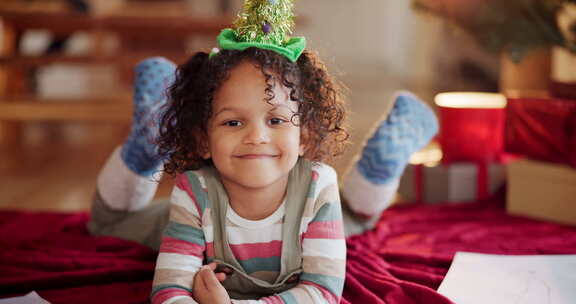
[151,172,209,304]
[296,164,345,304]
[231,163,346,304]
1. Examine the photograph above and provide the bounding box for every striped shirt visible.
[151,162,346,304]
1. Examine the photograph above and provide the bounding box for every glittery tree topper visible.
[233,0,296,46]
[211,0,305,62]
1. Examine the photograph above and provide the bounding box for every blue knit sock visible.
[356,91,439,184]
[121,57,176,177]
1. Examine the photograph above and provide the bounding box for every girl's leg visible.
[342,91,438,236]
[88,57,176,250]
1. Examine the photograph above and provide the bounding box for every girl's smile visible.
[234,154,278,159]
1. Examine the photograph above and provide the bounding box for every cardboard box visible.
[399,162,506,203]
[507,158,576,225]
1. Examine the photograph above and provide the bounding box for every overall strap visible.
[202,165,241,270]
[277,158,312,281]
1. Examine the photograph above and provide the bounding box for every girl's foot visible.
[121,57,177,177]
[356,91,438,185]
[342,91,438,218]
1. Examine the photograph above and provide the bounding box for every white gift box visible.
[398,162,506,203]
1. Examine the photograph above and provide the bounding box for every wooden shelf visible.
[0,10,233,36]
[0,99,131,122]
[0,53,190,67]
[0,10,233,143]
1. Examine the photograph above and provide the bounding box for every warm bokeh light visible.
[435,92,507,109]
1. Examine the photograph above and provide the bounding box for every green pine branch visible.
[413,0,572,61]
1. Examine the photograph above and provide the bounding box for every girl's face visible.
[205,61,304,191]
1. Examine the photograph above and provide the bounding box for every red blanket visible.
[2,201,576,304]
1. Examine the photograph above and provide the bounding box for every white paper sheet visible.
[0,292,50,304]
[438,252,576,304]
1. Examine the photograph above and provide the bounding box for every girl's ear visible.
[199,133,211,159]
[203,150,211,159]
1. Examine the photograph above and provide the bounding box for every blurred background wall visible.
[0,0,501,209]
[2,0,488,97]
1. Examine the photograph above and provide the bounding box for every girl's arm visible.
[232,165,346,304]
[151,173,208,304]
[290,191,346,304]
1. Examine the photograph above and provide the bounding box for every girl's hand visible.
[193,263,230,304]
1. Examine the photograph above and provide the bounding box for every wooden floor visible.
[0,123,174,211]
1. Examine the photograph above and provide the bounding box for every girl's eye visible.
[269,117,286,125]
[224,120,242,127]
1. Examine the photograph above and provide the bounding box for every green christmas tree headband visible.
[209,0,306,63]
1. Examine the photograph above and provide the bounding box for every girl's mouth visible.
[235,154,277,159]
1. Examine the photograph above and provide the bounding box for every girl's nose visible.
[243,123,270,144]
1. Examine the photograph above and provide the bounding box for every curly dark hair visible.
[158,47,349,175]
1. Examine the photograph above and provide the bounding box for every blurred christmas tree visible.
[413,0,576,62]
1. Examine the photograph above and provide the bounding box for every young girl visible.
[88,1,438,303]
[150,44,350,303]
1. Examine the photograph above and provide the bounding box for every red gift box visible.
[439,106,506,163]
[435,92,508,163]
[505,97,576,168]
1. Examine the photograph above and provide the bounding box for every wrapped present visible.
[507,158,576,226]
[398,162,506,204]
[505,97,576,168]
